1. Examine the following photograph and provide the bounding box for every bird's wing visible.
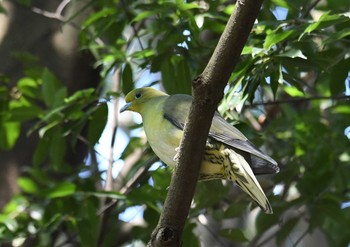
[163,94,191,129]
[163,94,279,174]
[210,113,279,174]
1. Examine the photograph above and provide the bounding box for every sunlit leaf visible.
[18,177,39,194]
[264,29,295,49]
[46,182,76,198]
[0,215,18,232]
[83,8,116,28]
[0,122,20,150]
[284,86,304,97]
[277,49,307,59]
[17,77,41,98]
[301,12,350,38]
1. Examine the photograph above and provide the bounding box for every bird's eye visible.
[135,92,142,99]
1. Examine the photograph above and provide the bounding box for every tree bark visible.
[148,0,264,246]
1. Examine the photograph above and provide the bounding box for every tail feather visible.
[224,148,273,214]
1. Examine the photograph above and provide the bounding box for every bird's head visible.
[120,87,167,113]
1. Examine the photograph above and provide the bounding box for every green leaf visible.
[132,10,156,23]
[87,103,108,147]
[256,210,280,233]
[46,182,76,198]
[131,49,155,60]
[143,205,161,228]
[310,196,345,230]
[17,77,41,98]
[331,104,350,114]
[0,86,9,100]
[0,122,20,150]
[284,86,304,97]
[17,177,39,194]
[64,88,95,104]
[33,137,50,166]
[301,12,350,37]
[41,69,65,108]
[121,63,134,95]
[79,191,126,200]
[161,56,192,94]
[220,228,248,242]
[38,120,60,138]
[329,58,350,95]
[276,217,300,245]
[277,49,307,59]
[9,99,43,122]
[0,215,18,232]
[49,129,66,170]
[120,137,144,160]
[324,27,350,44]
[178,2,201,11]
[270,64,283,98]
[83,8,116,28]
[264,29,295,49]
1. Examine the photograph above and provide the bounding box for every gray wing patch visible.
[162,94,279,175]
[210,132,279,174]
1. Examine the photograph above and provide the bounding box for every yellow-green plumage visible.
[120,87,279,214]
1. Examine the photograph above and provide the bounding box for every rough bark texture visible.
[148,0,264,246]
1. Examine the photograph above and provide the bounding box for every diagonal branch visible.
[148,0,264,246]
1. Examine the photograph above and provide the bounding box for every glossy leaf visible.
[17,177,39,194]
[87,103,108,147]
[45,182,76,198]
[122,63,134,95]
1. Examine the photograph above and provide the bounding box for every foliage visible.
[1,0,350,246]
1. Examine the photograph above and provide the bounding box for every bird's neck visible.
[139,96,168,120]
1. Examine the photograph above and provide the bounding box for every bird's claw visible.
[173,146,180,162]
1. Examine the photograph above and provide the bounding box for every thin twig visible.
[249,94,350,107]
[96,68,120,246]
[292,228,309,247]
[301,0,322,19]
[97,155,158,215]
[31,0,71,21]
[30,0,94,29]
[120,0,146,53]
[251,231,277,247]
[105,69,120,191]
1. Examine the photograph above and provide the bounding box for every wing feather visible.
[163,94,279,175]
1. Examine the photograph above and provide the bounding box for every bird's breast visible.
[143,111,182,168]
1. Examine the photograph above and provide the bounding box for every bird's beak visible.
[120,102,132,113]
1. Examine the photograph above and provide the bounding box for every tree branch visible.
[148,0,264,246]
[248,94,350,107]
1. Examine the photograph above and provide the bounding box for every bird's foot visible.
[173,146,180,162]
[205,140,214,150]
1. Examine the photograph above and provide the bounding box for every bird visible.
[120,87,279,214]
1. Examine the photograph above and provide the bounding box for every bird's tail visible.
[225,148,273,214]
